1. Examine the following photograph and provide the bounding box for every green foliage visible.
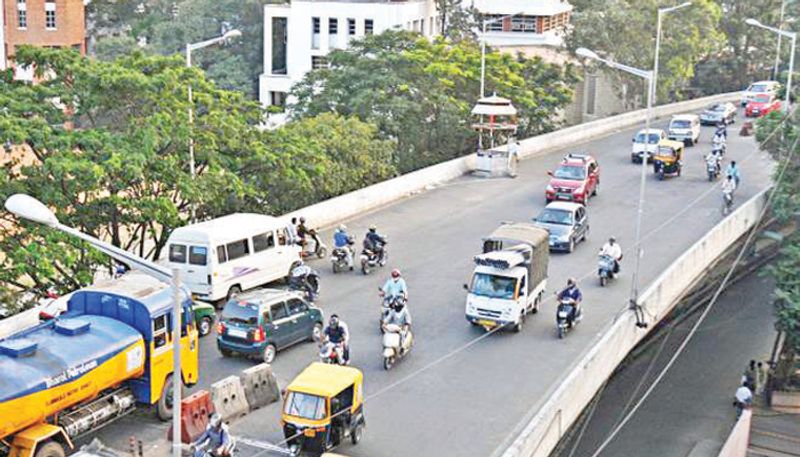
[291,31,578,173]
[568,0,723,103]
[434,0,479,41]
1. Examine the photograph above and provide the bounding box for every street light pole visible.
[747,18,797,113]
[4,194,185,457]
[653,3,692,106]
[576,48,652,326]
[185,30,241,223]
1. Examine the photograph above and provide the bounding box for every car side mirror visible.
[463,283,469,291]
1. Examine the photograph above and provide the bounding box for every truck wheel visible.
[34,442,65,457]
[531,294,540,314]
[513,313,524,333]
[156,374,174,421]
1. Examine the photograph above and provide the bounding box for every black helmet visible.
[609,236,616,243]
[567,278,576,287]
[393,300,405,312]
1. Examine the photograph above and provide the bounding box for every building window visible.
[364,19,374,35]
[271,17,288,75]
[45,0,56,30]
[17,1,27,29]
[311,17,320,49]
[511,16,537,33]
[347,18,356,35]
[311,55,328,69]
[329,18,338,35]
[484,15,503,32]
[270,91,286,111]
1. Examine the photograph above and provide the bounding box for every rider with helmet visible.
[290,259,318,301]
[323,314,350,363]
[557,278,583,324]
[381,269,408,304]
[333,224,354,269]
[382,294,412,348]
[193,413,234,457]
[364,224,387,264]
[598,236,623,273]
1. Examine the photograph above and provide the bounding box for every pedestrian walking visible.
[733,381,753,419]
[757,361,770,401]
[743,360,757,390]
[507,140,520,178]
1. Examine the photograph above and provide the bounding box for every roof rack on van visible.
[563,153,590,163]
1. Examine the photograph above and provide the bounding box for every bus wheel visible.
[157,374,174,421]
[35,442,65,457]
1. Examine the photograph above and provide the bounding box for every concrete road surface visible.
[90,112,774,457]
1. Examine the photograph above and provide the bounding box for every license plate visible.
[477,319,497,327]
[558,311,568,318]
[556,194,571,200]
[228,328,247,338]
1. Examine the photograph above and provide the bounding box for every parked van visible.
[163,213,300,302]
[667,114,701,146]
[464,222,549,333]
[741,80,780,107]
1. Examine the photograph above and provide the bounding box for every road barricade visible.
[210,376,250,422]
[241,363,281,410]
[168,390,215,443]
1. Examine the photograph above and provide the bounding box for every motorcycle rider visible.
[715,120,728,139]
[297,217,309,250]
[290,259,317,301]
[381,269,408,305]
[705,149,722,177]
[382,296,412,350]
[557,278,583,326]
[364,225,387,263]
[712,128,727,155]
[722,174,736,206]
[725,160,741,189]
[598,236,623,274]
[333,224,354,270]
[193,413,234,457]
[323,314,350,364]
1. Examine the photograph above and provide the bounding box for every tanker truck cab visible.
[464,223,549,333]
[0,272,199,457]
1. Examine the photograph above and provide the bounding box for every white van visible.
[741,80,780,107]
[163,213,301,302]
[667,114,701,146]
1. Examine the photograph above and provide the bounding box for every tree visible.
[567,0,723,103]
[435,0,479,41]
[0,47,265,296]
[291,31,578,173]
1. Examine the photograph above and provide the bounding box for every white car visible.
[741,80,780,107]
[700,102,737,126]
[667,114,701,146]
[631,128,666,163]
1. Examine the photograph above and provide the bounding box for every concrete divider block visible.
[210,375,250,422]
[240,363,281,410]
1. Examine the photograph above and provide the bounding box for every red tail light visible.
[252,326,265,342]
[216,322,226,334]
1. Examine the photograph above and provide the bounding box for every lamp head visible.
[5,194,59,227]
[745,18,762,27]
[222,29,242,40]
[575,47,599,60]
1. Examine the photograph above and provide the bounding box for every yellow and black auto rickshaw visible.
[282,362,366,456]
[652,139,685,181]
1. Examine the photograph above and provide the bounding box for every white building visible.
[260,0,439,124]
[259,0,573,124]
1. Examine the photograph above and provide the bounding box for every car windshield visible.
[536,208,573,225]
[708,104,725,112]
[553,165,586,180]
[635,133,661,144]
[749,84,768,92]
[657,146,677,157]
[469,273,517,299]
[753,94,771,103]
[283,392,327,420]
[671,120,691,129]
[221,301,259,325]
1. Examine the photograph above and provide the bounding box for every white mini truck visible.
[464,222,549,333]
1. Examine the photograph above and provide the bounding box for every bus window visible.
[217,245,227,264]
[169,244,187,263]
[253,232,276,253]
[226,239,250,261]
[189,246,208,266]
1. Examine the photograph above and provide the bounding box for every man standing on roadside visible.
[507,140,521,178]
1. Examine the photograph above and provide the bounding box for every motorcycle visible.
[378,292,406,332]
[288,266,320,302]
[712,136,727,158]
[706,155,721,182]
[597,254,617,287]
[722,189,734,215]
[319,341,348,365]
[360,243,388,275]
[556,297,581,339]
[331,238,355,274]
[381,323,413,371]
[300,228,328,259]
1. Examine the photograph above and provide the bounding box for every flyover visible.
[92,107,774,457]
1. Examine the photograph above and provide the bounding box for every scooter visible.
[331,239,355,273]
[597,254,617,287]
[300,229,328,259]
[722,189,734,215]
[706,154,721,182]
[556,297,581,339]
[381,323,413,371]
[360,243,388,275]
[319,341,347,365]
[712,136,727,158]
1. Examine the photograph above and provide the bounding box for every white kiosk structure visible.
[472,95,518,176]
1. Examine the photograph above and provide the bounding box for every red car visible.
[745,94,781,117]
[545,153,600,205]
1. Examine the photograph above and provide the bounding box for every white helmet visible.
[338,224,347,232]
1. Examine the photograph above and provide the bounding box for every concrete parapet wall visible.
[500,188,770,457]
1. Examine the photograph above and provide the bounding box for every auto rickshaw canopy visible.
[654,139,685,161]
[287,362,364,398]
